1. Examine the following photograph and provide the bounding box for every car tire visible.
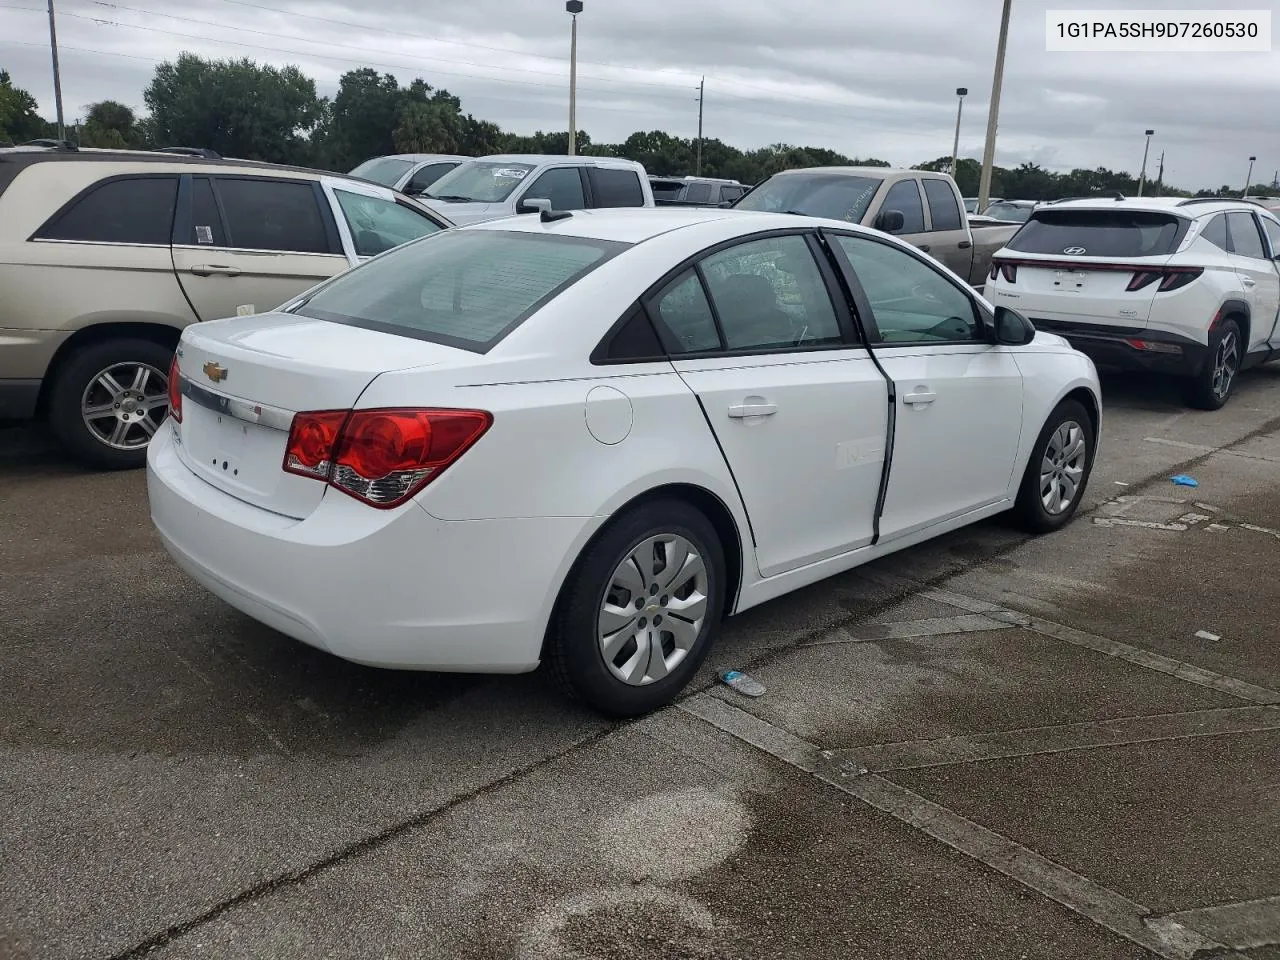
[47,337,175,471]
[1011,398,1095,534]
[1182,317,1242,411]
[548,499,726,718]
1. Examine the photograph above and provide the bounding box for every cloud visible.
[2,0,1277,189]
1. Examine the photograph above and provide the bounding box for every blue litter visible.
[1170,474,1199,487]
[720,670,766,697]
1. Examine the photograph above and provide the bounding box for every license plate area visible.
[1052,269,1088,292]
[183,403,285,495]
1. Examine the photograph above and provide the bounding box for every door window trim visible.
[820,228,986,347]
[590,227,864,366]
[29,172,182,247]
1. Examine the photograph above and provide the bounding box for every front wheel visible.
[1182,317,1241,411]
[1011,399,1094,534]
[548,499,726,718]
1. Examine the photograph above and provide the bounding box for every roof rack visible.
[1042,190,1125,204]
[156,146,221,159]
[1175,196,1257,206]
[22,138,78,151]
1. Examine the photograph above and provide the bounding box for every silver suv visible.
[0,147,451,468]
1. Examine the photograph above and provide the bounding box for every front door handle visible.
[190,264,242,277]
[903,390,937,407]
[727,400,778,418]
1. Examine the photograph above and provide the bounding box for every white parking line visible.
[678,695,1242,960]
[804,613,1014,644]
[1157,895,1280,950]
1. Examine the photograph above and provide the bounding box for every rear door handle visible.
[903,390,937,407]
[727,401,778,418]
[1242,277,1257,287]
[958,240,972,249]
[190,264,242,277]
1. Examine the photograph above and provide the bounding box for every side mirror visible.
[993,306,1036,345]
[875,209,906,233]
[517,197,552,215]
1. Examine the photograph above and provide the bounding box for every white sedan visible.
[146,207,1102,717]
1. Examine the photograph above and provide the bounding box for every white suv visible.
[985,197,1280,408]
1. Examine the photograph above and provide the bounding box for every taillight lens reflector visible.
[1128,267,1203,292]
[283,407,492,508]
[167,353,182,423]
[988,261,1017,283]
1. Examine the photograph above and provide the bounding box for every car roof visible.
[0,146,346,180]
[1038,196,1269,218]
[766,165,927,178]
[467,153,644,168]
[380,153,467,163]
[989,199,1037,206]
[461,206,877,245]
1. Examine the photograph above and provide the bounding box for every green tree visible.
[144,53,322,163]
[0,69,48,144]
[80,100,142,149]
[324,69,406,170]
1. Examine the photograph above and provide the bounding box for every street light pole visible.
[566,1,582,156]
[47,0,65,142]
[950,87,967,181]
[1244,155,1256,198]
[1137,129,1154,196]
[977,0,1012,212]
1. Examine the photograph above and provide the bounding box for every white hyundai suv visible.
[985,197,1280,408]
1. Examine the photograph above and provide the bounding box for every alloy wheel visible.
[1211,329,1239,401]
[80,361,170,451]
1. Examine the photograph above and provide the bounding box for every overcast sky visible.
[2,0,1277,189]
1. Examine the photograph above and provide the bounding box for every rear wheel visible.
[1011,398,1094,534]
[1183,317,1241,411]
[548,499,726,718]
[47,338,174,470]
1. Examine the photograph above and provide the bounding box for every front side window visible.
[880,180,926,233]
[522,167,587,210]
[684,182,713,204]
[291,230,624,351]
[36,176,178,245]
[405,162,458,195]
[699,235,844,350]
[718,185,745,204]
[1261,217,1280,258]
[425,161,535,203]
[835,235,977,344]
[215,178,331,254]
[922,179,963,231]
[734,173,883,224]
[334,189,443,257]
[1227,212,1267,260]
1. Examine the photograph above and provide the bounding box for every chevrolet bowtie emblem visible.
[202,361,228,383]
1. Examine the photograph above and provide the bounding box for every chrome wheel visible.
[597,534,709,686]
[80,361,169,451]
[1211,328,1239,400]
[1039,420,1087,516]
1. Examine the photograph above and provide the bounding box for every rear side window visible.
[590,168,645,207]
[291,230,625,352]
[922,179,963,231]
[188,177,227,247]
[36,176,178,245]
[1201,214,1229,251]
[1262,218,1280,257]
[647,270,721,353]
[684,182,713,204]
[881,180,925,233]
[1227,212,1266,259]
[214,177,331,254]
[1007,210,1188,257]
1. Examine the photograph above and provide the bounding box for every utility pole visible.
[950,87,967,181]
[566,1,582,155]
[47,0,66,142]
[1137,129,1154,196]
[977,0,1013,212]
[695,76,704,176]
[1243,155,1256,198]
[1154,150,1164,195]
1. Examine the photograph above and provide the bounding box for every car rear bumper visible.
[1028,319,1208,376]
[146,422,587,673]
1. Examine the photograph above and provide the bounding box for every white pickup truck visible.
[734,167,1021,289]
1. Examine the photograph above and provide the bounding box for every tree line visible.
[2,54,1273,199]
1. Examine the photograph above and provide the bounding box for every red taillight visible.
[1126,270,1162,291]
[283,407,492,508]
[1128,267,1203,293]
[989,260,1017,283]
[167,353,182,423]
[283,410,348,479]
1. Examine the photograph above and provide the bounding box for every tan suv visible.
[0,147,452,468]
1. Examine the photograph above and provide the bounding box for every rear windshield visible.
[734,173,884,223]
[290,230,628,352]
[1007,210,1189,257]
[650,179,686,201]
[349,157,413,187]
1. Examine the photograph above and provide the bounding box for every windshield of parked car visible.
[289,230,627,351]
[734,173,883,223]
[423,161,537,203]
[984,202,1035,223]
[349,157,414,187]
[1007,210,1188,257]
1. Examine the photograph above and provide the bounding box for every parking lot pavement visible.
[3,365,1279,960]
